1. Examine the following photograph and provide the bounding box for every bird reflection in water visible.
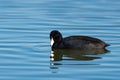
[50,48,109,61]
[50,48,110,73]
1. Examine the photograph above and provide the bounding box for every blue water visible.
[0,0,120,80]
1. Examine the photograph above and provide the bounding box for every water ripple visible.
[0,0,120,80]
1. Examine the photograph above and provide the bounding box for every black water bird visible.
[50,30,109,49]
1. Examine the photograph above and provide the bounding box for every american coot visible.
[50,30,110,49]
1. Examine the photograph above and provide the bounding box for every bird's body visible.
[63,36,109,49]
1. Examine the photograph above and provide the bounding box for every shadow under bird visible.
[50,30,110,49]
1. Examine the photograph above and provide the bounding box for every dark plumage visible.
[50,30,109,49]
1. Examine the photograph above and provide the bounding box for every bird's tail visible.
[105,44,110,47]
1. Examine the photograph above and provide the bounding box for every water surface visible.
[0,0,120,80]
